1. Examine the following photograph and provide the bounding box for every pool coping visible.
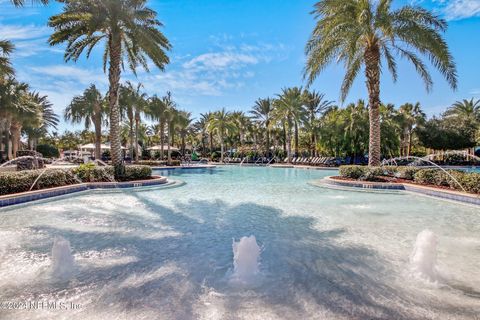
[150,164,216,170]
[0,175,168,208]
[321,176,480,206]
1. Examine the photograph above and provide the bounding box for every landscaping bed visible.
[0,164,153,196]
[337,165,480,195]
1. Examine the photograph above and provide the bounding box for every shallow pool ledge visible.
[0,176,168,208]
[321,176,480,206]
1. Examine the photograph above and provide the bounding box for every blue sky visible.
[1,0,480,131]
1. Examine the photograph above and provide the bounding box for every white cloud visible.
[140,39,286,97]
[443,0,480,20]
[414,0,480,20]
[0,24,58,57]
[183,52,258,71]
[29,65,107,86]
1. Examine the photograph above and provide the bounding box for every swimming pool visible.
[0,166,479,319]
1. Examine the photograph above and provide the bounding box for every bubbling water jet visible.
[230,235,261,284]
[410,229,438,282]
[51,236,75,279]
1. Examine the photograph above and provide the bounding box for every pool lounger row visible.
[283,157,337,166]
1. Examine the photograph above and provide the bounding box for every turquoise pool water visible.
[0,166,479,319]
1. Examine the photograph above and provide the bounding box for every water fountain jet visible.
[230,235,261,284]
[51,236,75,278]
[410,229,438,282]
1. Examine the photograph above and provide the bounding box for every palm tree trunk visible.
[108,33,124,178]
[286,129,292,163]
[294,121,299,157]
[209,132,213,154]
[5,119,12,160]
[407,128,413,157]
[365,46,381,166]
[282,124,287,153]
[129,121,134,160]
[266,125,270,157]
[10,122,21,158]
[135,114,140,162]
[220,139,224,163]
[160,121,165,160]
[93,107,102,160]
[167,123,172,164]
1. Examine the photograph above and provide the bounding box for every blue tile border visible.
[0,176,168,208]
[321,176,480,206]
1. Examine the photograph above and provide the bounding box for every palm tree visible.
[65,85,106,160]
[305,0,457,166]
[445,99,480,121]
[23,92,59,150]
[0,79,34,159]
[303,90,332,156]
[119,82,147,161]
[250,98,273,156]
[0,40,14,79]
[272,87,306,162]
[207,109,235,163]
[201,112,214,155]
[146,95,167,159]
[176,111,192,156]
[49,0,171,178]
[163,93,177,164]
[399,102,425,156]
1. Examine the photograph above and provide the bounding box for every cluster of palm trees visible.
[1,0,477,171]
[1,25,58,161]
[65,83,192,165]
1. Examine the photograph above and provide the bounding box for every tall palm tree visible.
[0,79,34,159]
[305,0,457,166]
[399,102,425,156]
[207,109,235,163]
[445,99,480,121]
[303,90,332,156]
[146,95,167,159]
[65,84,106,160]
[200,112,214,155]
[250,98,273,156]
[273,87,306,162]
[49,0,171,178]
[119,82,147,161]
[176,111,192,156]
[0,41,14,79]
[23,92,59,150]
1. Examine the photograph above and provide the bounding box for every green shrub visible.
[457,172,480,194]
[121,165,152,181]
[73,163,114,182]
[339,165,368,179]
[413,169,438,185]
[0,169,78,195]
[36,144,60,158]
[394,166,421,180]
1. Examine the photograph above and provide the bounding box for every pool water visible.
[0,166,479,319]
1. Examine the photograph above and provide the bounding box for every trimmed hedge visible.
[122,165,152,181]
[0,169,78,195]
[338,165,480,194]
[339,165,368,179]
[73,163,114,182]
[0,164,153,195]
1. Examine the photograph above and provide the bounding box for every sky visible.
[0,0,479,132]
